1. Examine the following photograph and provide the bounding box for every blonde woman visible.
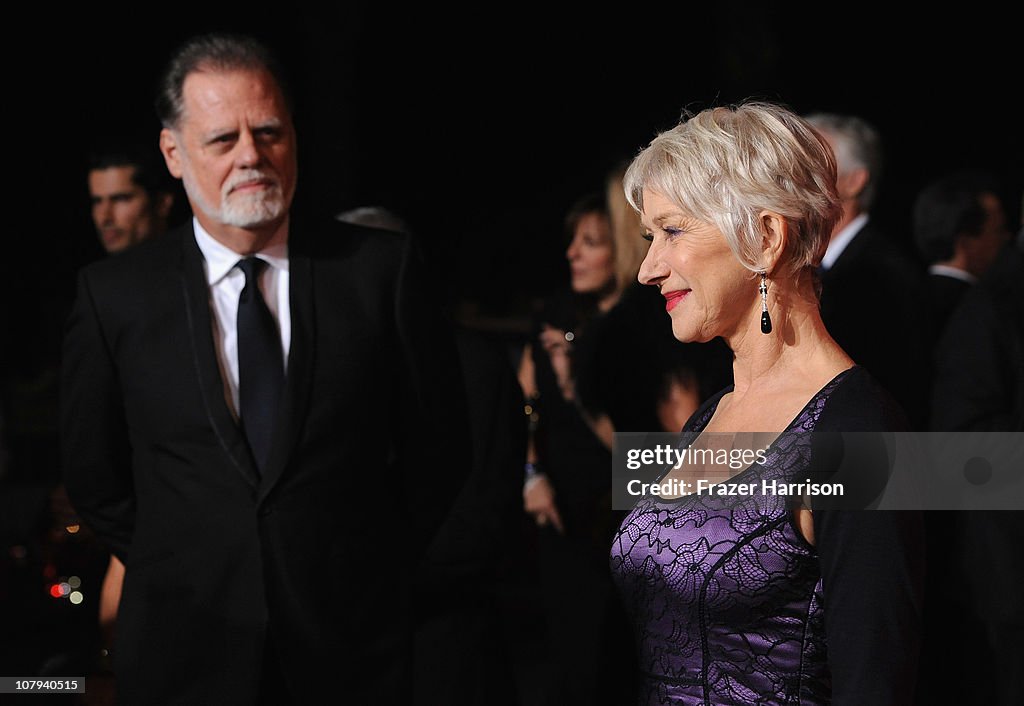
[610,101,925,705]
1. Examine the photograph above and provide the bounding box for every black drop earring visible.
[759,271,772,334]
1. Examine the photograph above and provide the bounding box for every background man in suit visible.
[61,32,470,705]
[912,168,1010,352]
[87,138,179,254]
[912,172,1013,706]
[804,112,928,428]
[927,234,1024,706]
[86,137,186,677]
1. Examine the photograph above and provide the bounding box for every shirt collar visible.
[192,217,290,285]
[928,264,977,284]
[821,213,869,270]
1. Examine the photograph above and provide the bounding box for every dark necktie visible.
[236,257,284,473]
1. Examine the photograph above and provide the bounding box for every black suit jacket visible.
[413,327,526,706]
[922,272,972,348]
[60,219,471,705]
[819,219,929,428]
[931,242,1024,432]
[924,243,1024,706]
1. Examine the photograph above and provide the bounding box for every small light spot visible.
[66,525,81,534]
[68,576,82,589]
[69,591,84,605]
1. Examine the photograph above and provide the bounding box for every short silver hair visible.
[624,101,842,272]
[803,112,883,212]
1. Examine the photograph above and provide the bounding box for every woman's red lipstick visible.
[664,290,688,312]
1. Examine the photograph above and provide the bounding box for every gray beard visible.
[219,187,286,228]
[182,174,286,230]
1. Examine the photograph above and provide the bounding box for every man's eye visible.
[255,128,280,139]
[642,232,654,242]
[664,227,683,238]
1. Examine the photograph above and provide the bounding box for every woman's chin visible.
[670,322,697,343]
[671,320,716,345]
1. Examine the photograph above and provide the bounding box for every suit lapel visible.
[177,226,262,488]
[259,251,314,499]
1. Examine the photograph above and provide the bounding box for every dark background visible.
[0,3,1021,697]
[9,4,1023,354]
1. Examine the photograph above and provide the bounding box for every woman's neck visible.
[596,281,625,313]
[725,271,851,396]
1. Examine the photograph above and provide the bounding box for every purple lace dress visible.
[609,366,924,705]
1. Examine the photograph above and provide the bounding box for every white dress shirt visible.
[820,213,869,271]
[192,218,291,417]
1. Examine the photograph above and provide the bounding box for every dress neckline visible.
[652,364,861,502]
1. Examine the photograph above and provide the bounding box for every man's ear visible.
[759,210,788,273]
[837,167,869,202]
[159,129,183,179]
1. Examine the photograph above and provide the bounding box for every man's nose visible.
[234,129,261,168]
[94,200,113,225]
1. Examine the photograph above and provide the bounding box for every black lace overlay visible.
[611,366,915,705]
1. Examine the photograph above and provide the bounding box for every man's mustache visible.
[224,170,280,196]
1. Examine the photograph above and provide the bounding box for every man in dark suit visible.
[927,238,1024,706]
[60,32,470,705]
[912,169,1010,354]
[804,112,928,429]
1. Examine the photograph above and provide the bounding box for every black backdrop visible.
[7,4,1023,366]
[0,3,1022,693]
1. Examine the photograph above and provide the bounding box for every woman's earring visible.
[759,271,772,334]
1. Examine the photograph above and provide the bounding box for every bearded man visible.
[60,32,470,706]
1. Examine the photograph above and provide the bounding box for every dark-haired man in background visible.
[912,168,1009,353]
[87,139,178,253]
